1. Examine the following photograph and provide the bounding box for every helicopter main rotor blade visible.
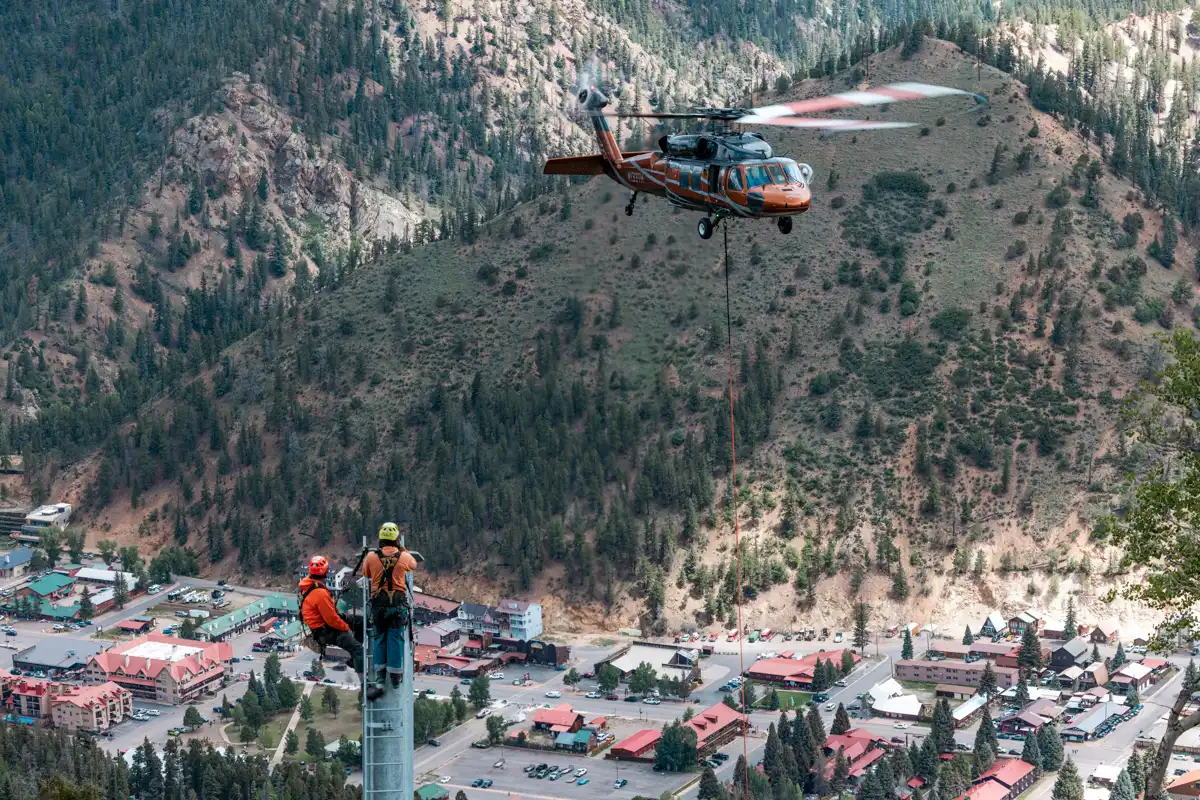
[742,118,917,131]
[608,112,735,120]
[744,82,986,121]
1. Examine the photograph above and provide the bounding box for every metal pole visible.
[363,534,414,800]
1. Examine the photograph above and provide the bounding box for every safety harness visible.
[298,580,331,656]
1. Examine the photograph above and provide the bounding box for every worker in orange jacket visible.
[360,523,418,689]
[300,555,384,701]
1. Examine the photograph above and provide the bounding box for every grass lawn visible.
[755,690,811,709]
[286,689,362,762]
[898,681,939,693]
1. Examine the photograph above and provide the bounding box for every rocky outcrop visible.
[170,73,421,251]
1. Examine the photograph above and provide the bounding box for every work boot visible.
[366,684,386,702]
[391,672,402,689]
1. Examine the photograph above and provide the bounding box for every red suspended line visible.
[723,224,751,800]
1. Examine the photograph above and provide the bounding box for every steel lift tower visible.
[361,535,419,800]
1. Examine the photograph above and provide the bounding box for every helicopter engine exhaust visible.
[577,87,610,112]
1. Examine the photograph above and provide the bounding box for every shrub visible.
[871,172,932,198]
[930,307,972,340]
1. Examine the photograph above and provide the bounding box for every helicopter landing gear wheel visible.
[698,217,715,240]
[625,191,638,217]
[778,216,793,235]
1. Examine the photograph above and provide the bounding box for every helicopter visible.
[544,82,985,240]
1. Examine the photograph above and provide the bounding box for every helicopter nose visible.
[765,184,811,212]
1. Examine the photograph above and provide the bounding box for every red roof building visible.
[957,781,1011,800]
[744,650,861,687]
[972,759,1038,800]
[847,748,887,779]
[85,633,232,705]
[686,702,748,752]
[51,682,133,732]
[532,703,584,734]
[610,729,661,760]
[5,677,63,718]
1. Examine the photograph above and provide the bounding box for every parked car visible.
[578,779,590,786]
[614,779,628,789]
[643,697,661,705]
[834,679,847,687]
[605,694,619,701]
[427,739,441,747]
[480,780,493,789]
[624,696,639,702]
[894,723,908,729]
[585,692,601,699]
[545,691,561,698]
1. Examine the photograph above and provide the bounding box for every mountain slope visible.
[17,38,1188,634]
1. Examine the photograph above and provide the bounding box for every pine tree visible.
[1019,626,1043,670]
[892,563,910,601]
[831,703,851,735]
[1112,642,1127,668]
[699,767,726,800]
[1091,643,1101,663]
[902,628,914,660]
[1021,729,1043,776]
[1110,769,1136,800]
[963,626,974,645]
[1064,597,1077,638]
[1127,751,1145,796]
[979,661,998,698]
[1014,677,1031,707]
[931,698,955,754]
[1051,758,1084,800]
[973,706,998,755]
[807,705,826,747]
[831,750,850,793]
[853,602,871,650]
[1038,723,1064,771]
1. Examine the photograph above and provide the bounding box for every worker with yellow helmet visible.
[360,522,418,689]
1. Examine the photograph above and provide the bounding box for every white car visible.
[476,709,490,719]
[575,769,588,777]
[643,697,661,705]
[147,709,161,717]
[894,723,908,729]
[242,655,254,662]
[439,777,451,785]
[834,632,844,643]
[545,691,561,698]
[824,704,834,711]
[489,672,504,680]
[586,691,601,699]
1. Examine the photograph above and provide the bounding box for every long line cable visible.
[723,223,751,800]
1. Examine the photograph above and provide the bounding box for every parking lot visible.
[435,745,695,800]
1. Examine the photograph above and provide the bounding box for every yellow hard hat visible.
[378,522,400,542]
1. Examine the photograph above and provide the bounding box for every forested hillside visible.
[0,721,355,800]
[7,0,1200,631]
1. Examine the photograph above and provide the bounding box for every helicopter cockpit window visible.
[727,168,744,192]
[766,165,787,184]
[744,165,771,188]
[783,163,803,184]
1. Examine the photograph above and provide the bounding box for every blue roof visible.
[0,548,33,569]
[555,732,577,746]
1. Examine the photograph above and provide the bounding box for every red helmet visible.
[308,555,329,577]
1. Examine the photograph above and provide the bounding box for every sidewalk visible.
[270,680,316,767]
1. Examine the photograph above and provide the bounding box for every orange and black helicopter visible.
[544,82,985,239]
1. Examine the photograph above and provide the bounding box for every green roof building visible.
[415,785,448,800]
[197,592,298,641]
[25,573,75,598]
